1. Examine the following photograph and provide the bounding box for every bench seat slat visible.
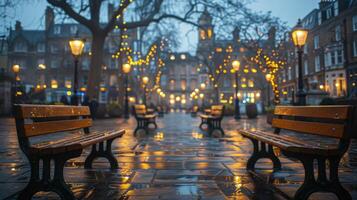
[272,118,345,138]
[30,129,125,155]
[24,119,93,137]
[239,129,340,155]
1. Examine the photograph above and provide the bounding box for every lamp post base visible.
[234,99,240,120]
[296,90,307,106]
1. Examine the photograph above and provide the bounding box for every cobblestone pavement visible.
[1,112,357,199]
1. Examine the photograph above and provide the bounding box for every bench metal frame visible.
[242,106,355,200]
[13,104,124,200]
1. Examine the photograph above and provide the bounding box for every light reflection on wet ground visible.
[0,113,357,199]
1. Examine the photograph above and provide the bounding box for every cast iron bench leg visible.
[246,139,281,171]
[84,139,118,169]
[18,150,81,200]
[199,118,207,129]
[283,152,352,200]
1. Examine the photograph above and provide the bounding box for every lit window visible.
[353,40,357,57]
[304,60,308,75]
[215,48,222,52]
[207,28,212,39]
[200,30,206,40]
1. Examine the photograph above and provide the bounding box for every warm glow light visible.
[51,80,58,89]
[265,73,272,82]
[200,83,206,90]
[180,54,186,60]
[69,38,85,57]
[66,91,72,96]
[12,64,20,73]
[122,63,131,74]
[232,60,240,71]
[38,64,46,70]
[291,19,308,47]
[319,84,324,90]
[142,76,149,84]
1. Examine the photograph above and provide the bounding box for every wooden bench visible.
[239,106,356,200]
[157,106,164,117]
[13,104,125,200]
[191,105,199,117]
[199,105,225,135]
[133,104,157,135]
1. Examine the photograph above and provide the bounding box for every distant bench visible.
[199,105,225,136]
[13,104,125,199]
[239,106,356,200]
[133,104,157,135]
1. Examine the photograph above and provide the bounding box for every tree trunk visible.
[214,87,219,104]
[87,32,105,100]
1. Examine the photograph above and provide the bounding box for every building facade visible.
[280,0,357,103]
[6,6,138,104]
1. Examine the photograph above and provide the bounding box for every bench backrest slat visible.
[15,104,91,119]
[23,119,92,137]
[272,106,355,139]
[211,105,224,116]
[134,104,147,115]
[14,104,92,138]
[274,106,349,120]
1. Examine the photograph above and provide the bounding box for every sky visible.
[1,0,320,52]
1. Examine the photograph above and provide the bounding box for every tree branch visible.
[47,0,94,31]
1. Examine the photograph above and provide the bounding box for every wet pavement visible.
[1,111,357,199]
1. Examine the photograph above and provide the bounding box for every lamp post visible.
[12,64,20,104]
[122,63,131,119]
[200,83,206,108]
[69,38,85,106]
[265,73,272,107]
[232,60,241,119]
[291,19,308,105]
[142,76,149,106]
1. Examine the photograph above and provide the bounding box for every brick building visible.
[279,0,357,103]
[6,6,138,104]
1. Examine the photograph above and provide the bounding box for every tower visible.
[197,8,214,55]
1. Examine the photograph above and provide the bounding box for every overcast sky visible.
[1,0,320,52]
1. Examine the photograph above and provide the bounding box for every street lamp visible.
[69,38,85,105]
[232,60,241,119]
[265,73,272,107]
[200,83,206,108]
[12,64,20,104]
[122,63,131,119]
[291,19,308,105]
[142,76,149,106]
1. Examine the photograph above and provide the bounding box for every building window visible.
[331,51,336,66]
[200,30,206,40]
[337,50,343,64]
[325,52,331,67]
[51,59,60,68]
[51,44,59,53]
[315,56,320,72]
[334,2,339,16]
[326,8,332,19]
[318,11,322,25]
[14,42,27,52]
[303,44,308,54]
[37,43,45,52]
[335,25,341,41]
[314,35,319,49]
[353,40,357,57]
[304,60,308,75]
[54,26,61,34]
[353,15,357,31]
[70,25,78,34]
[288,67,292,80]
